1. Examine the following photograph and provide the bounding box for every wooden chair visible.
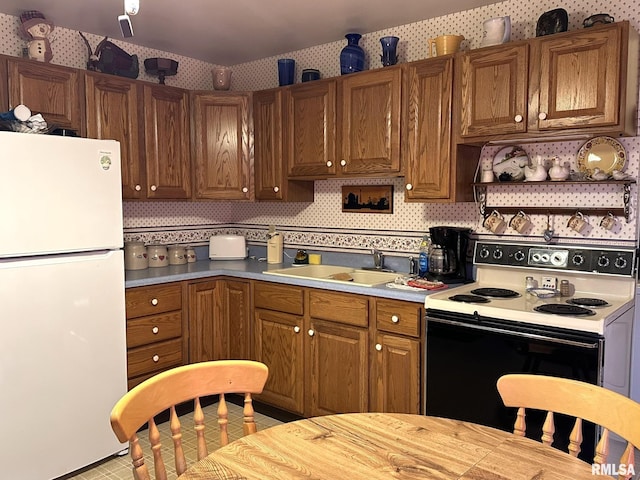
[110,360,269,480]
[497,374,640,479]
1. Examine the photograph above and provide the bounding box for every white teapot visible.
[548,157,570,181]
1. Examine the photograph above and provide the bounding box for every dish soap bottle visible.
[418,235,430,277]
[267,225,283,264]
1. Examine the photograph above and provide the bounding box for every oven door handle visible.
[428,318,601,349]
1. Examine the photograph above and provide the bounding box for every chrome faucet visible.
[371,248,384,270]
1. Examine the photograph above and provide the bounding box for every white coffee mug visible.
[567,212,588,234]
[483,210,506,234]
[509,210,532,234]
[600,213,616,231]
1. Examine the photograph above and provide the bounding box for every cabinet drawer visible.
[126,311,182,348]
[127,338,183,378]
[309,290,368,327]
[376,299,422,337]
[126,283,182,318]
[254,282,304,315]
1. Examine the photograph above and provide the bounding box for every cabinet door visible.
[339,67,402,176]
[459,43,528,138]
[532,24,624,132]
[254,308,304,414]
[7,57,83,134]
[405,57,453,200]
[143,84,191,199]
[253,88,314,202]
[191,92,252,200]
[188,280,220,363]
[221,279,252,360]
[308,319,368,416]
[85,72,144,199]
[286,80,337,178]
[372,333,421,414]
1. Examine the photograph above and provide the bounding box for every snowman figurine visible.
[19,10,55,62]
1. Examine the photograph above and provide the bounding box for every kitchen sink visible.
[263,265,400,287]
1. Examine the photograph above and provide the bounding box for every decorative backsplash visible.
[2,0,639,254]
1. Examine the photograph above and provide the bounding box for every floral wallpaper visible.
[1,0,639,255]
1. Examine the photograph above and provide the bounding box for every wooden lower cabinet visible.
[254,307,305,414]
[253,282,371,416]
[125,282,185,389]
[371,299,423,414]
[187,278,251,363]
[308,318,368,416]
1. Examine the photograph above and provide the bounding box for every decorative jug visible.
[481,16,511,47]
[548,157,570,181]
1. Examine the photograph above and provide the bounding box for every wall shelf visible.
[473,181,634,223]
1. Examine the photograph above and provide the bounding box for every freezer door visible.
[0,132,123,257]
[0,249,127,479]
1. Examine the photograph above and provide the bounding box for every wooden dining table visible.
[177,413,610,479]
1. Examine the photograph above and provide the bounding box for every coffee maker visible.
[427,226,472,284]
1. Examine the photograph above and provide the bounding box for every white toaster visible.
[209,235,247,260]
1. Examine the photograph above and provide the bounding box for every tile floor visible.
[62,399,284,480]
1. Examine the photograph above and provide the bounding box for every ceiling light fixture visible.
[119,0,139,38]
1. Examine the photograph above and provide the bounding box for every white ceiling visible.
[0,0,499,65]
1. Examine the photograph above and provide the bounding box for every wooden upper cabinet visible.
[253,88,314,201]
[191,92,253,200]
[85,72,144,199]
[404,57,455,201]
[5,57,84,134]
[285,79,337,179]
[338,66,403,176]
[458,21,638,142]
[143,84,191,199]
[459,42,529,138]
[531,22,632,132]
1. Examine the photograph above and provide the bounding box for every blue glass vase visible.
[340,33,365,75]
[380,36,399,66]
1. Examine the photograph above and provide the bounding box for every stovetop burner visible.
[449,294,490,304]
[567,298,610,308]
[470,287,520,298]
[534,304,596,316]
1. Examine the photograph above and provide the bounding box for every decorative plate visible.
[492,146,529,182]
[577,136,626,176]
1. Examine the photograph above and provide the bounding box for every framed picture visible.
[342,185,393,214]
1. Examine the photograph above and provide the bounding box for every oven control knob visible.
[531,253,541,262]
[597,256,610,268]
[614,257,627,269]
[478,247,490,259]
[492,249,503,260]
[514,250,525,262]
[572,254,585,266]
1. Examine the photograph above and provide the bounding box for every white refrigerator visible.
[0,132,128,479]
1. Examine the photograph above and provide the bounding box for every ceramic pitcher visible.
[428,35,464,57]
[481,16,511,47]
